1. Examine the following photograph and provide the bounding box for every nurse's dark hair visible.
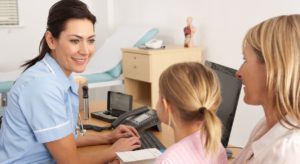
[21,0,96,71]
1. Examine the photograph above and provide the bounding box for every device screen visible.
[134,113,149,123]
[109,92,132,112]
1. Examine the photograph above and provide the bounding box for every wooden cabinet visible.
[122,46,202,108]
[123,53,151,82]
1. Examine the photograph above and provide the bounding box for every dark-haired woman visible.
[0,1,140,163]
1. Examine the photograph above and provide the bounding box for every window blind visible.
[0,0,19,26]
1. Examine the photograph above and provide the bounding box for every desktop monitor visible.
[205,61,242,147]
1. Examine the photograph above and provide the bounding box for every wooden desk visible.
[228,147,242,163]
[78,101,240,163]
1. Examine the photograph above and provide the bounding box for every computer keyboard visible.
[138,130,166,151]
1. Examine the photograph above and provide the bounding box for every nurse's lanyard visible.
[42,58,86,136]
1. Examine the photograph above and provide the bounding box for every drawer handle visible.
[133,65,137,69]
[134,56,136,59]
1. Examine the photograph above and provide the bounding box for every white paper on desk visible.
[116,148,162,164]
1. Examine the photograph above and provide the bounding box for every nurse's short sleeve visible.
[19,77,73,143]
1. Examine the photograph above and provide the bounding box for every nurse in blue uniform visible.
[0,0,140,163]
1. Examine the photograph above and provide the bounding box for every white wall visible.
[1,1,52,73]
[1,0,300,147]
[112,0,300,147]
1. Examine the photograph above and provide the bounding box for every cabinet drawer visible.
[123,53,150,82]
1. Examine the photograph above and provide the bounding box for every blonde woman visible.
[234,14,300,163]
[154,62,227,164]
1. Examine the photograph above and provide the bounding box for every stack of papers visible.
[116,148,162,164]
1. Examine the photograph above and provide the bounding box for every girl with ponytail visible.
[154,62,227,164]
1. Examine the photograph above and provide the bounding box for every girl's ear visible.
[45,31,56,50]
[162,98,171,113]
[162,98,177,128]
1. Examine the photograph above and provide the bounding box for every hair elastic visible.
[198,107,206,115]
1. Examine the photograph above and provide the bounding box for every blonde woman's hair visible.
[159,62,222,155]
[244,14,300,128]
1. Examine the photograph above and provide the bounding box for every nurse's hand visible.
[110,136,141,153]
[109,124,139,143]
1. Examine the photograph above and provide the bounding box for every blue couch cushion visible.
[107,61,122,78]
[0,81,14,93]
[81,73,114,83]
[134,28,159,47]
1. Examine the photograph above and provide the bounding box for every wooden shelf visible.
[122,46,202,108]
